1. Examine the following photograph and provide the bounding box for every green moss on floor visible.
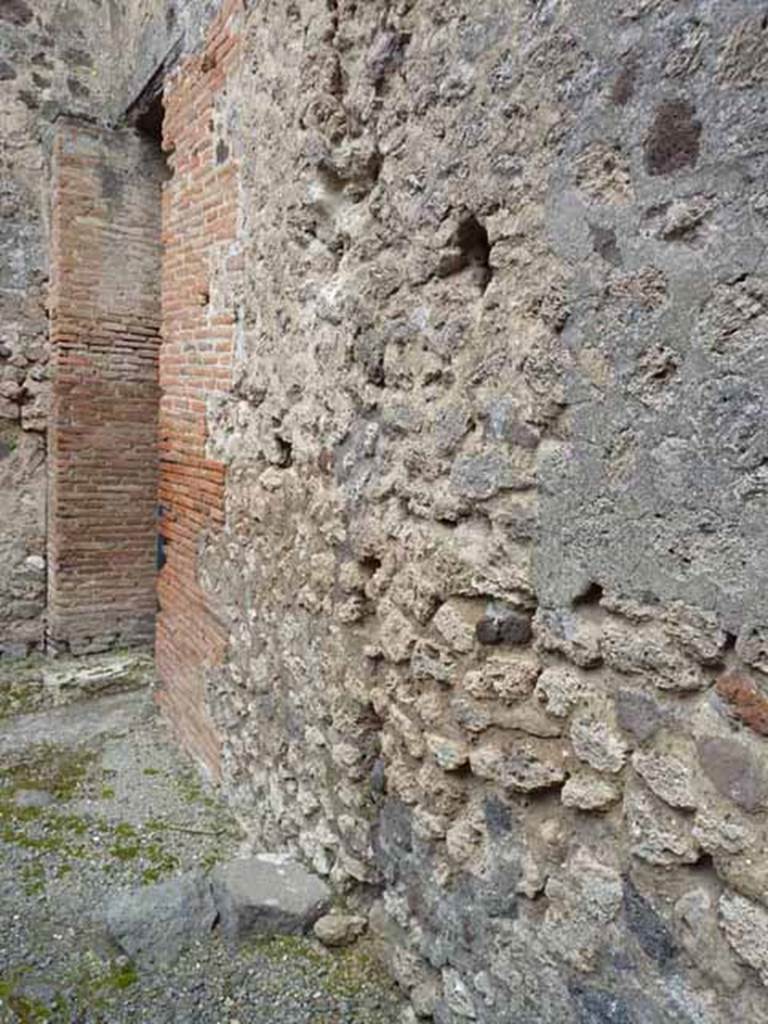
[173,765,214,807]
[0,953,139,1023]
[1,743,97,800]
[0,658,47,720]
[253,936,397,1002]
[0,745,205,895]
[0,983,50,1024]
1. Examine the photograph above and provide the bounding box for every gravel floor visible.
[0,680,404,1023]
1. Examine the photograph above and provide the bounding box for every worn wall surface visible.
[0,0,202,655]
[150,2,768,1022]
[0,0,110,654]
[0,0,157,655]
[48,120,163,654]
[4,0,768,1020]
[155,0,242,772]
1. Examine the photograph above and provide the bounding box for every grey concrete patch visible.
[0,689,152,760]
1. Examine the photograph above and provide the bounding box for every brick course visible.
[48,120,164,654]
[155,0,244,773]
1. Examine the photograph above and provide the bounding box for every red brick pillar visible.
[156,1,244,774]
[48,120,164,654]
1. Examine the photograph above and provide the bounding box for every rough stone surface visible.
[212,855,331,941]
[715,670,768,736]
[475,603,532,646]
[561,772,620,811]
[570,709,628,774]
[719,892,768,986]
[314,913,367,948]
[632,747,698,810]
[697,736,768,813]
[534,665,592,717]
[624,779,700,867]
[5,1,768,1021]
[614,688,664,743]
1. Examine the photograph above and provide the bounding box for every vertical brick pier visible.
[156,0,243,773]
[48,120,164,654]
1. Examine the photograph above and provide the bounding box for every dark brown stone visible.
[589,224,622,266]
[644,100,701,176]
[612,62,637,107]
[476,604,532,646]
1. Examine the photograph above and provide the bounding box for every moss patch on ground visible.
[252,935,398,1002]
[2,743,96,799]
[0,953,139,1023]
[0,656,47,720]
[0,740,238,901]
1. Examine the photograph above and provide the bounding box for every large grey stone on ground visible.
[212,854,331,941]
[105,870,216,967]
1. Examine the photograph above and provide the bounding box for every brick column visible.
[156,1,243,773]
[48,120,163,654]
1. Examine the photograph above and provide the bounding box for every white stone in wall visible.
[631,747,698,810]
[535,665,593,717]
[570,708,628,773]
[561,772,621,811]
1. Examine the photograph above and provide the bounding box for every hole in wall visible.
[689,851,715,873]
[274,436,293,467]
[359,555,382,577]
[455,213,492,292]
[573,581,604,608]
[134,91,165,145]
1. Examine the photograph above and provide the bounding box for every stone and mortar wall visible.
[152,1,768,1022]
[5,0,768,1020]
[47,120,163,654]
[0,0,166,655]
[0,0,207,655]
[0,0,114,654]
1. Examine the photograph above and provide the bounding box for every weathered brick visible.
[48,120,163,653]
[154,0,243,777]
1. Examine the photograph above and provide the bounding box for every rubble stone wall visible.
[4,0,768,1020]
[157,1,768,1021]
